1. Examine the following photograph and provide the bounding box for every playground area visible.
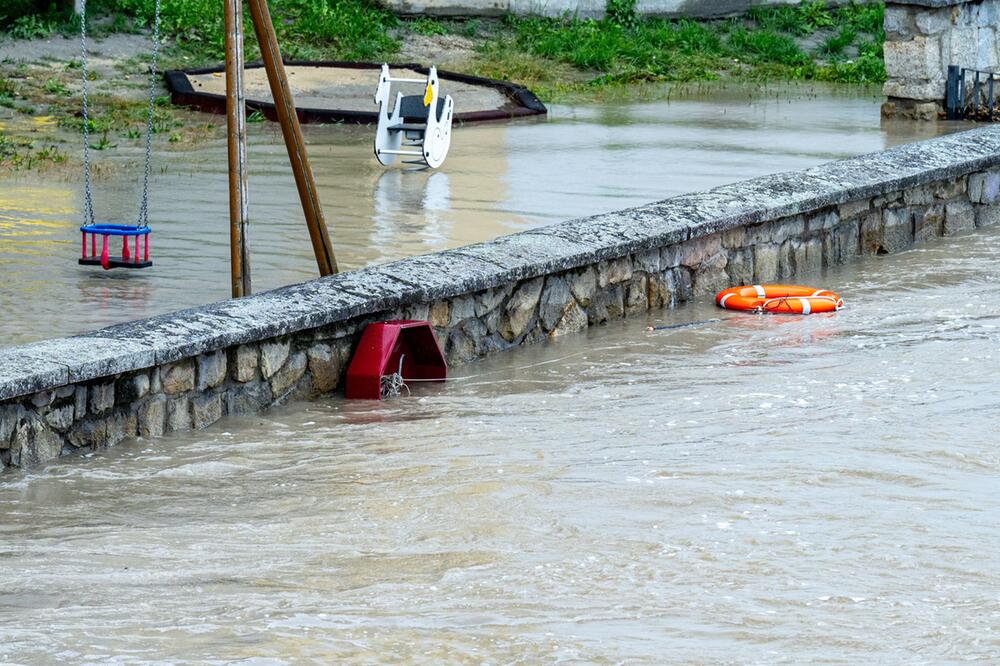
[0,82,974,346]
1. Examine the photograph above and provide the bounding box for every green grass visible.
[94,0,400,62]
[0,130,66,171]
[480,1,885,91]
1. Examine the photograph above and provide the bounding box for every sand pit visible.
[165,61,547,124]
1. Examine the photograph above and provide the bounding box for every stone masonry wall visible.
[884,0,1000,119]
[2,128,1000,472]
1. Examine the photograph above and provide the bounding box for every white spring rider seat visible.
[373,64,454,169]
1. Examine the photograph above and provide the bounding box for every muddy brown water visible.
[0,83,976,346]
[0,85,998,663]
[0,221,998,662]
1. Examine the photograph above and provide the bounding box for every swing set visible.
[76,0,338,297]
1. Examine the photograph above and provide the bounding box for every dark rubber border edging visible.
[163,60,548,125]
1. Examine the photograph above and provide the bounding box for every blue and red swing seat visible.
[79,224,152,270]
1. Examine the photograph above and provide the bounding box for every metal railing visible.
[946,65,1000,121]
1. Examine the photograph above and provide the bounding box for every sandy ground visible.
[186,64,510,113]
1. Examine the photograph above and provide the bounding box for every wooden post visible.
[224,0,252,297]
[247,0,338,276]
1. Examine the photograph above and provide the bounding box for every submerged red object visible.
[345,320,447,400]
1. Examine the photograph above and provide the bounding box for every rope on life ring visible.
[716,284,845,315]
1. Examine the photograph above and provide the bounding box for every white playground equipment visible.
[373,64,454,169]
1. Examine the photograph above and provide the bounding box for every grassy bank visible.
[3,0,885,87]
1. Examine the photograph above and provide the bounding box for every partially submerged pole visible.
[224,0,252,297]
[247,0,339,276]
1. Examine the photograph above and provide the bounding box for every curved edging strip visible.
[163,60,548,125]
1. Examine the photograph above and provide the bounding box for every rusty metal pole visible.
[246,0,339,275]
[225,0,252,297]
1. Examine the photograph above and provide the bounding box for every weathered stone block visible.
[447,295,476,327]
[13,414,63,468]
[89,382,115,415]
[883,35,942,91]
[969,171,1000,203]
[633,249,660,274]
[105,410,137,448]
[833,222,860,264]
[915,204,944,242]
[904,185,934,206]
[597,257,633,287]
[944,201,976,235]
[138,394,166,438]
[678,234,722,269]
[428,300,449,328]
[721,226,746,250]
[934,177,966,200]
[882,208,913,254]
[753,244,780,282]
[624,274,649,316]
[68,418,108,450]
[231,344,258,383]
[587,284,624,324]
[31,391,53,408]
[259,341,290,380]
[500,278,543,342]
[474,286,508,318]
[446,327,477,363]
[567,267,597,307]
[197,351,227,391]
[191,393,223,430]
[44,405,74,432]
[307,341,352,394]
[647,272,672,309]
[860,210,884,254]
[779,240,795,278]
[976,204,1000,228]
[0,404,18,448]
[885,6,916,37]
[726,248,753,286]
[166,396,191,432]
[116,373,150,405]
[226,381,272,416]
[807,209,839,232]
[539,277,575,331]
[692,252,729,295]
[915,7,953,36]
[401,302,430,322]
[161,360,195,395]
[803,239,823,275]
[74,386,87,420]
[270,351,307,398]
[838,199,871,221]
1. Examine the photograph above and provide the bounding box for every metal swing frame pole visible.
[225,0,252,297]
[247,0,338,276]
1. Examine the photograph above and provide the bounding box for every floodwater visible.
[1,224,998,663]
[0,83,976,345]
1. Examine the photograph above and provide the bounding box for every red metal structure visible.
[345,320,448,399]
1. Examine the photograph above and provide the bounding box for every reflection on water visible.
[0,227,997,662]
[0,83,978,345]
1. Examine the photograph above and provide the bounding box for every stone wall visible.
[378,0,870,20]
[2,127,1000,472]
[883,0,1000,119]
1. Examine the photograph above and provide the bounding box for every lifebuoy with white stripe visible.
[715,284,844,315]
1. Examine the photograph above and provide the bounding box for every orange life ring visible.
[715,284,844,315]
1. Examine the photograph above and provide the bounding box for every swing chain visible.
[137,0,162,228]
[79,0,94,227]
[79,0,162,229]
